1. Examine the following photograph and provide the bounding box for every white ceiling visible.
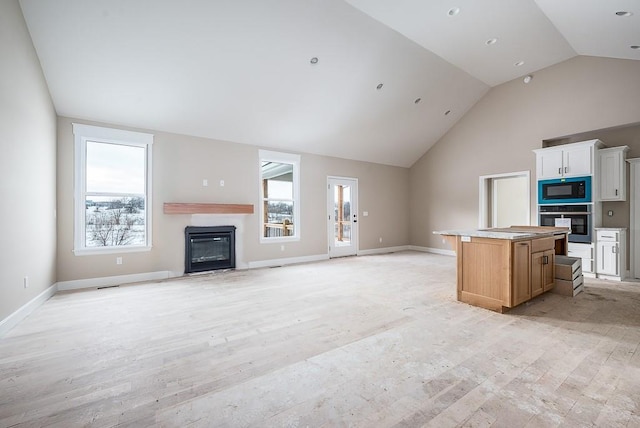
[19,0,640,167]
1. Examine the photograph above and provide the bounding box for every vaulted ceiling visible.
[19,0,640,167]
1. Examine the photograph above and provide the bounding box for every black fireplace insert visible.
[185,226,236,273]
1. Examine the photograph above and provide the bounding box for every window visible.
[73,123,153,254]
[259,150,300,242]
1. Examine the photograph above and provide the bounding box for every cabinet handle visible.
[558,167,562,174]
[612,246,617,254]
[543,255,549,264]
[615,189,618,196]
[564,167,568,173]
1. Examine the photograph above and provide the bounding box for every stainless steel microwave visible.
[538,176,592,205]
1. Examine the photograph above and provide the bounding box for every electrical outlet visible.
[116,257,123,265]
[220,179,225,187]
[23,276,28,288]
[280,245,285,251]
[202,179,208,187]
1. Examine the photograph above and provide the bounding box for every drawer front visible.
[596,231,619,242]
[531,237,554,253]
[568,243,593,259]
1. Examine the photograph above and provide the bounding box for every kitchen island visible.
[434,226,569,312]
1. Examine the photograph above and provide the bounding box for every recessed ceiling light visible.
[444,110,451,116]
[376,83,383,90]
[615,11,633,17]
[631,45,640,50]
[514,60,525,67]
[448,7,460,16]
[485,38,498,46]
[414,98,421,104]
[310,57,319,65]
[523,75,533,84]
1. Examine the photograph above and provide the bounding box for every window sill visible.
[260,236,300,244]
[73,245,152,256]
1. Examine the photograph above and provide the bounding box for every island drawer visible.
[531,237,555,253]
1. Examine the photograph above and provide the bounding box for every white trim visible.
[72,123,153,254]
[408,245,456,257]
[628,158,640,279]
[478,170,531,228]
[259,150,301,243]
[358,245,410,256]
[57,270,172,291]
[247,254,328,269]
[0,283,58,337]
[73,245,152,256]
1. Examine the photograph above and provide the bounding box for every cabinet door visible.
[598,241,619,275]
[599,150,624,201]
[538,150,564,179]
[532,250,554,296]
[563,145,592,177]
[542,250,555,292]
[512,241,531,306]
[531,251,545,297]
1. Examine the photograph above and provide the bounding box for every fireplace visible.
[185,226,236,273]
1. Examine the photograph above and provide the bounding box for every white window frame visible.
[73,123,153,255]
[259,150,301,243]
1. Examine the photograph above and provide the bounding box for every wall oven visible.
[538,176,591,204]
[539,205,592,243]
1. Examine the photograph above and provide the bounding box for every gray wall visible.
[56,117,410,282]
[410,56,640,251]
[0,0,57,321]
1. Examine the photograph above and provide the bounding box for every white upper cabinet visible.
[534,139,604,180]
[598,146,630,201]
[537,148,564,179]
[564,145,593,177]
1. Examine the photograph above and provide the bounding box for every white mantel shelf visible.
[163,203,254,215]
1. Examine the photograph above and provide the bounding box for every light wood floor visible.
[1,251,639,427]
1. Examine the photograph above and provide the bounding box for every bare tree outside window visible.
[86,197,145,246]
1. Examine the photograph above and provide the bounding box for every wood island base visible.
[435,226,569,313]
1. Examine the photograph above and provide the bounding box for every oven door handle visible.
[539,212,591,215]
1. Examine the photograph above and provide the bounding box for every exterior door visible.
[328,177,358,258]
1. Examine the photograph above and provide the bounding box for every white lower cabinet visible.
[595,228,626,280]
[568,242,594,275]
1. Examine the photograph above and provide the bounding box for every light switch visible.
[220,180,225,187]
[202,179,208,187]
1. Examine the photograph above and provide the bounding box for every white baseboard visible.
[248,254,329,269]
[57,270,172,291]
[358,245,410,256]
[408,245,456,257]
[0,283,57,337]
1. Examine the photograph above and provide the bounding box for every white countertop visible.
[434,227,569,241]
